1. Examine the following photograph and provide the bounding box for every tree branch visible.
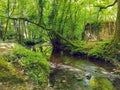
[8,17,52,31]
[99,0,117,11]
[0,15,79,47]
[96,0,117,19]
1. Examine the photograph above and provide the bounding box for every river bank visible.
[64,41,120,71]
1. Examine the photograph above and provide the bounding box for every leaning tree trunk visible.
[112,0,120,45]
[51,38,63,54]
[50,31,79,54]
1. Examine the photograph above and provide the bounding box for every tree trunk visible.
[112,0,120,44]
[51,37,63,54]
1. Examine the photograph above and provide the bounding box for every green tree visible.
[0,0,118,52]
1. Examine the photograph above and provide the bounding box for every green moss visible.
[87,43,105,58]
[11,44,50,85]
[90,77,114,90]
[0,59,24,83]
[0,43,50,87]
[68,41,120,66]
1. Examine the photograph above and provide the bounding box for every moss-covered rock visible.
[90,76,114,90]
[11,44,50,85]
[0,59,24,83]
[0,43,50,89]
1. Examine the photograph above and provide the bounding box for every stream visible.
[49,54,120,90]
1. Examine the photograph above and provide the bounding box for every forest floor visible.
[0,43,49,90]
[0,43,36,90]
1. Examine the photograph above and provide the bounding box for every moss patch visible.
[0,59,24,83]
[0,43,50,89]
[90,77,114,90]
[69,41,120,67]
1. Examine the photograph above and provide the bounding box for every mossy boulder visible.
[0,43,50,89]
[0,59,24,83]
[90,76,113,90]
[12,44,50,85]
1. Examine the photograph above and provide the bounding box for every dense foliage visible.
[0,0,117,42]
[0,0,120,89]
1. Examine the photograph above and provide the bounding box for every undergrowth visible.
[2,44,50,87]
[0,58,24,83]
[69,41,120,65]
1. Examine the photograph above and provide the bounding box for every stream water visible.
[49,54,120,90]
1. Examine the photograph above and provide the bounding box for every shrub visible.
[8,44,50,86]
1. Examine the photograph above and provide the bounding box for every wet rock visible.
[50,62,57,69]
[85,73,91,80]
[62,80,66,83]
[74,73,84,81]
[76,77,83,81]
[113,78,120,90]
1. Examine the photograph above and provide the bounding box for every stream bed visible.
[49,54,120,90]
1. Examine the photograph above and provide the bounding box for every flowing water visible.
[49,54,120,90]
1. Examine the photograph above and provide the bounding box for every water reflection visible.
[49,54,120,90]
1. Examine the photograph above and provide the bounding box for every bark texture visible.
[113,0,120,44]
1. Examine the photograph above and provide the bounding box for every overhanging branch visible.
[10,17,52,31]
[99,0,117,11]
[0,16,79,48]
[0,16,52,31]
[96,0,117,19]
